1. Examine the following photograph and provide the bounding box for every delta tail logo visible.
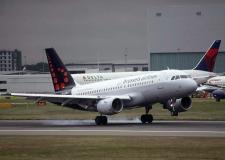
[194,40,221,72]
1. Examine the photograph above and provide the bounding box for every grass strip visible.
[0,97,225,120]
[0,136,225,160]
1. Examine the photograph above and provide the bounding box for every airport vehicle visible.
[11,48,197,125]
[71,40,221,85]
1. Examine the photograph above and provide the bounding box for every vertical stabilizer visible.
[194,40,221,72]
[45,48,75,93]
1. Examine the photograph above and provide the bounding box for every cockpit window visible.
[175,75,180,80]
[171,75,191,80]
[180,75,188,79]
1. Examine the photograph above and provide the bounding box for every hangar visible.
[149,51,225,73]
[0,74,53,95]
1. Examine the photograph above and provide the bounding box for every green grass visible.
[0,136,225,160]
[0,97,225,120]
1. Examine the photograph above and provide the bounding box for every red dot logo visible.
[60,83,65,89]
[53,78,58,83]
[54,84,60,90]
[64,77,69,83]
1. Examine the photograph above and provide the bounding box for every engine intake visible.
[97,98,123,115]
[166,97,192,113]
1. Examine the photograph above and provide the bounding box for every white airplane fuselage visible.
[207,76,225,87]
[71,69,197,112]
[72,70,217,85]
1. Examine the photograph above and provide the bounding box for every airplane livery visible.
[194,40,221,72]
[11,48,197,125]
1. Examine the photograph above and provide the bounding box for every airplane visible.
[69,40,221,85]
[198,76,225,102]
[11,48,197,125]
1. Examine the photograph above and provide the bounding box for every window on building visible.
[0,81,7,84]
[0,89,7,92]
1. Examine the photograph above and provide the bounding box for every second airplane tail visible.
[45,48,75,93]
[193,40,221,72]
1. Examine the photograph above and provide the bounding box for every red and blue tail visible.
[194,40,221,72]
[45,48,75,93]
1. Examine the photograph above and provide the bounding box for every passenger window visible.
[171,76,175,80]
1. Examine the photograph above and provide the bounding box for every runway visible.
[0,120,225,137]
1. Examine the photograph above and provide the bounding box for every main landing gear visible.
[95,115,108,125]
[95,106,154,125]
[140,106,153,124]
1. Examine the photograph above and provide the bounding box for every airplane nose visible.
[185,79,198,93]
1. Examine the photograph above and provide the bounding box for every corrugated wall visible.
[150,52,225,73]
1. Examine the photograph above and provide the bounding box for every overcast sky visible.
[1,0,225,64]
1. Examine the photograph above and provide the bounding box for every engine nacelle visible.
[212,89,225,101]
[97,98,123,115]
[166,97,192,113]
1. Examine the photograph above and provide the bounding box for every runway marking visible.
[1,130,225,134]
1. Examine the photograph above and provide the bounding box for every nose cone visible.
[185,79,198,94]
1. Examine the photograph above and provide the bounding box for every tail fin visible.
[45,48,75,93]
[194,40,221,72]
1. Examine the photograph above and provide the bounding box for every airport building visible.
[0,49,22,72]
[67,63,148,73]
[0,74,54,95]
[149,51,225,73]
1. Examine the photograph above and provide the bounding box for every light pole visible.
[124,54,127,71]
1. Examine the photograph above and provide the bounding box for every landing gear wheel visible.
[95,116,108,125]
[171,111,178,116]
[141,114,153,124]
[216,98,220,102]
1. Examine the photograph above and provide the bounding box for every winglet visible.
[45,48,75,93]
[193,40,221,72]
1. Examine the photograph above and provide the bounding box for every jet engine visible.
[97,98,123,115]
[212,89,225,102]
[166,97,192,114]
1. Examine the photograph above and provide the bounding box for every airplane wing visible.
[204,83,225,89]
[196,84,223,92]
[11,93,131,101]
[11,93,132,110]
